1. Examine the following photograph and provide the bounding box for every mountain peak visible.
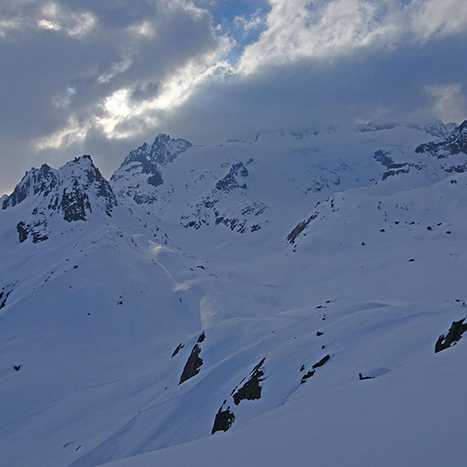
[2,163,58,210]
[111,133,193,204]
[2,155,117,243]
[120,133,192,168]
[415,119,467,158]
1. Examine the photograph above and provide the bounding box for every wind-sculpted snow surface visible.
[1,122,467,467]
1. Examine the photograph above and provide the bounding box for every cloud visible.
[0,0,230,192]
[0,0,466,195]
[237,0,467,74]
[426,83,467,123]
[410,0,467,40]
[164,32,467,143]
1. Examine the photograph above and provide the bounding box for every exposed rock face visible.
[2,156,117,244]
[181,160,268,233]
[435,318,467,353]
[2,164,57,210]
[287,212,317,246]
[214,162,248,192]
[16,220,48,244]
[211,358,266,434]
[232,358,266,405]
[171,343,185,358]
[381,162,424,181]
[287,197,335,249]
[111,134,192,204]
[312,355,330,369]
[179,333,205,384]
[123,134,192,167]
[416,121,467,159]
[211,403,235,434]
[301,370,315,384]
[371,122,467,183]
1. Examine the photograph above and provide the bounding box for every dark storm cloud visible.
[0,0,226,193]
[163,35,467,143]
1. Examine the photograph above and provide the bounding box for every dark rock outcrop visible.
[287,213,317,246]
[359,373,374,380]
[435,318,467,353]
[171,343,185,358]
[416,121,467,158]
[381,162,423,180]
[211,403,235,434]
[215,162,248,192]
[301,370,315,384]
[312,355,330,369]
[16,220,48,243]
[232,358,266,405]
[179,333,205,384]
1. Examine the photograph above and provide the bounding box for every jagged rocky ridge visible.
[111,134,192,204]
[2,155,117,243]
[416,120,467,159]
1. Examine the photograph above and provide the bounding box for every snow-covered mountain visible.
[1,156,117,244]
[111,134,192,204]
[1,121,467,467]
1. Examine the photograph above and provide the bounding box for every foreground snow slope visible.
[102,342,467,467]
[1,122,467,466]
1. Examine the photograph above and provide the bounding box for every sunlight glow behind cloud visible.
[0,0,466,194]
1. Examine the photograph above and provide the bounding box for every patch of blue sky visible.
[209,0,270,65]
[210,1,270,46]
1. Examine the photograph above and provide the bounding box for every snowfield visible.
[1,122,467,466]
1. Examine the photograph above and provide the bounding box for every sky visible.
[0,0,466,195]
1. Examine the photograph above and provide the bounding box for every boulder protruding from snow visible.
[312,355,330,369]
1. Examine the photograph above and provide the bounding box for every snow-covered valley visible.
[1,122,467,466]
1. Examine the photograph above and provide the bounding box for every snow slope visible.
[1,121,467,467]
